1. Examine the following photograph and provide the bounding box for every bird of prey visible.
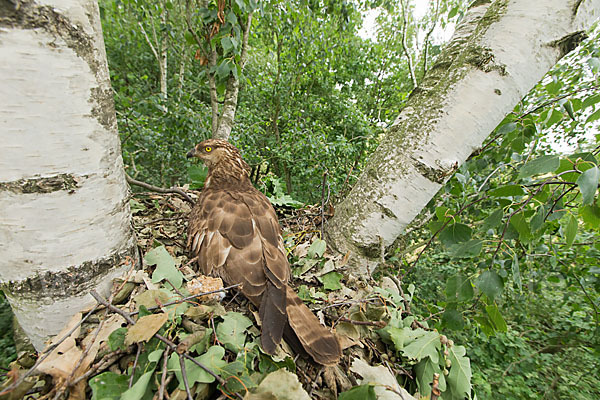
[186,139,341,366]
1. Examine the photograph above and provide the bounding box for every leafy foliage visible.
[395,24,600,399]
[93,2,600,399]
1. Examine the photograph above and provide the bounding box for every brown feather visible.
[187,139,341,365]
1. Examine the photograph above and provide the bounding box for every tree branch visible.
[400,0,418,88]
[125,174,194,204]
[422,0,440,76]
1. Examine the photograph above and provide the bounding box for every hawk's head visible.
[187,139,250,183]
[187,139,239,167]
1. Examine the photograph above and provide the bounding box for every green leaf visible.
[564,215,578,247]
[447,6,459,18]
[589,57,600,72]
[146,246,183,289]
[319,271,342,291]
[216,312,252,352]
[580,204,600,230]
[307,238,327,258]
[450,239,483,258]
[402,330,441,362]
[435,206,450,221]
[439,223,472,247]
[563,101,575,120]
[147,349,164,363]
[474,315,495,336]
[517,155,560,178]
[415,357,444,397]
[220,360,258,392]
[121,369,155,400]
[216,60,231,79]
[446,275,474,302]
[184,31,196,45]
[576,166,599,205]
[221,36,233,54]
[475,270,504,301]
[530,205,548,231]
[89,372,129,400]
[511,253,522,291]
[510,212,532,242]
[497,121,517,135]
[442,308,464,331]
[485,304,507,333]
[582,93,600,109]
[377,325,407,352]
[488,185,524,197]
[546,108,563,126]
[339,384,377,400]
[168,346,228,388]
[445,345,472,400]
[585,107,600,124]
[108,327,127,351]
[482,209,503,231]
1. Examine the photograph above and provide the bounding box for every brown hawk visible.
[186,139,341,365]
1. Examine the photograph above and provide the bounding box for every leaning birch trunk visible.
[0,0,139,349]
[325,0,600,275]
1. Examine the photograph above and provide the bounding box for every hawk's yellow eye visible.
[205,146,212,152]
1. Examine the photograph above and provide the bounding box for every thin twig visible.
[165,278,185,298]
[336,317,386,328]
[493,170,576,261]
[129,344,142,388]
[126,174,194,204]
[179,354,193,400]
[320,170,328,238]
[71,349,127,386]
[400,0,418,88]
[158,348,170,400]
[129,283,241,316]
[400,196,488,280]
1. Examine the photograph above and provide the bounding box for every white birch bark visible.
[0,0,139,349]
[325,0,600,274]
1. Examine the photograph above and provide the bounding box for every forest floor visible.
[0,191,446,400]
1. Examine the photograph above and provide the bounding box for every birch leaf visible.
[125,313,168,345]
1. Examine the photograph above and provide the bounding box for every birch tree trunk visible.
[0,0,139,349]
[325,0,600,275]
[213,13,252,140]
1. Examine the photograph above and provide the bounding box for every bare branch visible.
[125,174,194,204]
[400,0,418,88]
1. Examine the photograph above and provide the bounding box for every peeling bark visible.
[0,0,139,349]
[325,0,600,275]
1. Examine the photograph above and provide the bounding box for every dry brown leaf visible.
[293,241,311,258]
[134,289,171,309]
[350,358,416,400]
[125,313,169,345]
[37,313,83,380]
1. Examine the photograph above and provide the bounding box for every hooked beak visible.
[186,148,196,159]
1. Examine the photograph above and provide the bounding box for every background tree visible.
[325,0,600,273]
